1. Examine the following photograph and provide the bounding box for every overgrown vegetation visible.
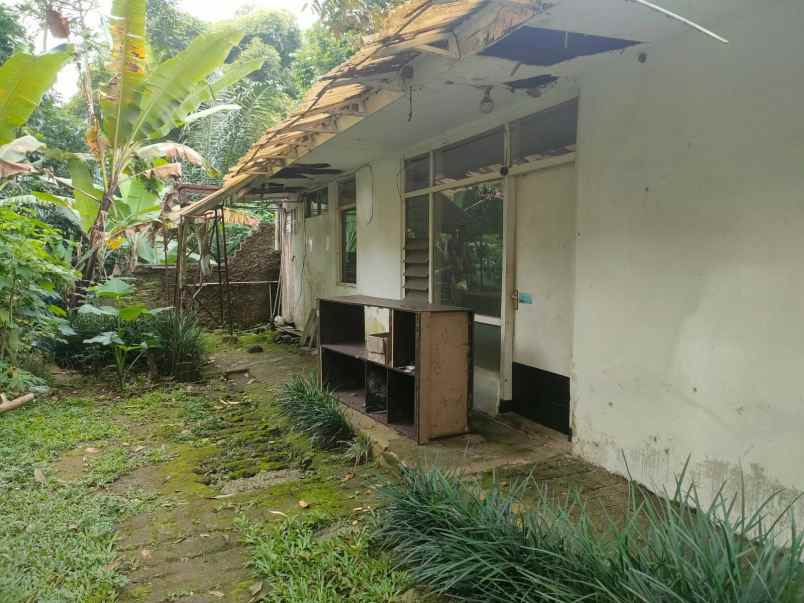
[376,465,804,603]
[238,513,410,603]
[278,374,354,449]
[50,278,206,385]
[0,396,146,601]
[0,204,76,365]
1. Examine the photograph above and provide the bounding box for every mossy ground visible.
[4,333,413,602]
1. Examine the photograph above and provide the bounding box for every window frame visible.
[303,187,329,219]
[401,101,578,316]
[337,175,358,286]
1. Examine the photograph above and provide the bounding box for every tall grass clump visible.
[150,309,206,382]
[375,465,804,603]
[277,375,354,449]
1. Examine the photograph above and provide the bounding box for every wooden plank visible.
[418,311,470,443]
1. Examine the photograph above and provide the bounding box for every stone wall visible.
[134,223,280,329]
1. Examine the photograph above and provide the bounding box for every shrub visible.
[277,375,354,449]
[52,309,206,383]
[0,360,47,397]
[375,465,804,603]
[149,309,206,382]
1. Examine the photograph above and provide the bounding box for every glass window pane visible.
[405,154,430,192]
[511,99,578,165]
[341,207,357,284]
[304,188,328,218]
[434,128,505,186]
[339,176,356,207]
[405,194,428,241]
[433,182,504,317]
[474,322,501,414]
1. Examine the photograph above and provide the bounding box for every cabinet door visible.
[418,312,470,442]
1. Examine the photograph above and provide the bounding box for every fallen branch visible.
[0,393,35,414]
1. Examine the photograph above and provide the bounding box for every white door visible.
[513,162,577,379]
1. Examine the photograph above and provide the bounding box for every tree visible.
[146,0,206,61]
[0,5,29,62]
[231,8,301,67]
[64,0,263,283]
[305,0,405,36]
[291,22,359,94]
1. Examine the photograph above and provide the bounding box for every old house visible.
[182,0,804,524]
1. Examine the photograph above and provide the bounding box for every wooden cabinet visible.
[319,296,473,444]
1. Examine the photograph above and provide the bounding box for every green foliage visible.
[238,513,410,602]
[77,278,165,388]
[278,375,354,449]
[0,5,29,63]
[149,309,206,382]
[0,47,74,145]
[146,0,206,61]
[0,396,141,602]
[376,465,804,603]
[0,360,47,397]
[306,0,405,35]
[0,205,76,365]
[230,8,302,67]
[25,94,88,174]
[291,23,359,94]
[343,432,373,467]
[53,306,206,385]
[184,78,291,178]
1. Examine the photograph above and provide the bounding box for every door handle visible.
[511,288,519,311]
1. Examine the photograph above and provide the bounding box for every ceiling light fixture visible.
[479,87,495,114]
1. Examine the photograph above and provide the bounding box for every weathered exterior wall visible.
[132,266,174,309]
[572,0,804,523]
[135,223,280,328]
[277,0,804,528]
[284,157,403,326]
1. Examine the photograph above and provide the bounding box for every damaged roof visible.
[182,0,547,216]
[181,0,728,217]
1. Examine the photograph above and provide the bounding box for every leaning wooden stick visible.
[0,393,35,414]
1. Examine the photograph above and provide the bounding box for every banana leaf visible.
[101,0,147,147]
[0,47,73,145]
[68,158,103,232]
[132,29,246,142]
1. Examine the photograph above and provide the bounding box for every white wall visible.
[288,156,403,326]
[573,0,804,523]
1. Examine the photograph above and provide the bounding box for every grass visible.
[376,465,804,603]
[237,513,411,603]
[0,397,148,602]
[343,432,373,468]
[277,374,354,449]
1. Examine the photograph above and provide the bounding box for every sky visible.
[39,1,319,98]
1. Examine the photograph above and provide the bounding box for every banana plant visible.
[77,0,263,283]
[0,47,74,177]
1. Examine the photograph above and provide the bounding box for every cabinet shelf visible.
[319,296,473,444]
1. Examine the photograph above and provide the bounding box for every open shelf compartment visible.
[319,295,472,444]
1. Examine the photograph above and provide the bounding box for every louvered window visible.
[404,195,429,302]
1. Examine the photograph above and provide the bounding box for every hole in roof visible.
[481,26,640,67]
